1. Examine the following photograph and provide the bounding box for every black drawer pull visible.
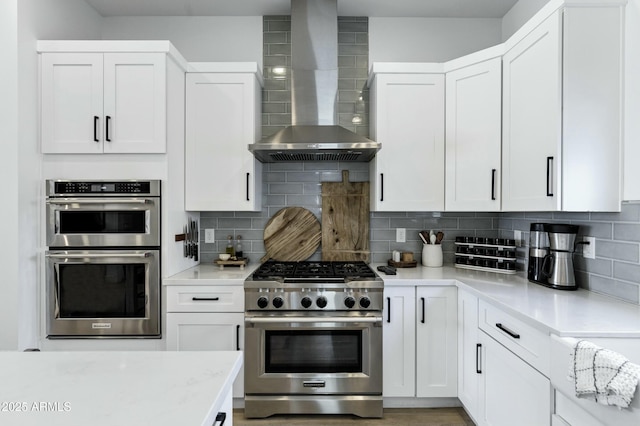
[192,297,220,301]
[546,156,554,197]
[476,343,482,374]
[380,173,384,202]
[491,169,497,201]
[214,412,226,426]
[246,172,250,201]
[105,115,112,142]
[387,297,391,323]
[420,297,425,324]
[93,116,99,142]
[236,324,241,351]
[496,323,520,339]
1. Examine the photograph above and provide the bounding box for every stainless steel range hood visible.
[249,0,380,162]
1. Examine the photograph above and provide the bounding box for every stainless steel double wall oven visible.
[45,180,161,338]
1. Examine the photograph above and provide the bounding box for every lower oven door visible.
[45,250,160,338]
[244,312,382,395]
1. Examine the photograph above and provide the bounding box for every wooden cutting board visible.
[321,170,370,262]
[261,207,321,262]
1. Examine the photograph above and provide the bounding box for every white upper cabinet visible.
[40,46,171,154]
[185,66,262,212]
[502,3,624,211]
[369,67,445,212]
[445,55,502,211]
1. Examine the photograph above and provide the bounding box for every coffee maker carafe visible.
[541,224,579,290]
[527,223,549,284]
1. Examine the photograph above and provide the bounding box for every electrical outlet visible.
[204,229,215,244]
[514,230,522,247]
[582,236,596,259]
[396,228,406,243]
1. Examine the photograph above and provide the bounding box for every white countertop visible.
[165,262,640,338]
[0,351,242,426]
[164,263,257,285]
[376,264,640,338]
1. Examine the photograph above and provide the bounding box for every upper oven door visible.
[244,312,382,395]
[46,196,160,247]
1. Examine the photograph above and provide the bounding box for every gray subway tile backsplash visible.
[196,16,640,306]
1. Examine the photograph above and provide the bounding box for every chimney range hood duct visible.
[249,0,380,162]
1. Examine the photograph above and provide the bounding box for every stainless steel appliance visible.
[527,223,549,284]
[244,261,383,418]
[541,224,579,290]
[45,180,161,338]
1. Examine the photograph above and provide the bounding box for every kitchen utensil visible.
[261,207,321,263]
[321,170,370,262]
[436,231,444,244]
[418,232,428,245]
[430,234,437,245]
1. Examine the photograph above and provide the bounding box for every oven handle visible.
[245,316,382,324]
[46,253,153,259]
[46,199,150,205]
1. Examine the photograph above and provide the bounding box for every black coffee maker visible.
[527,223,549,284]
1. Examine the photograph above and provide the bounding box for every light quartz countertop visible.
[0,351,241,426]
[164,263,258,285]
[164,263,640,338]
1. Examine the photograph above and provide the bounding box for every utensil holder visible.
[422,244,443,267]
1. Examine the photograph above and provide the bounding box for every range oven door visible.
[45,196,160,248]
[45,250,160,338]
[244,312,382,396]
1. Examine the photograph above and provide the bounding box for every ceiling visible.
[82,0,520,19]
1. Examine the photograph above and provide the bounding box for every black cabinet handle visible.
[191,297,220,301]
[420,297,425,324]
[496,323,520,339]
[491,169,497,201]
[476,343,482,374]
[380,173,384,202]
[246,172,250,201]
[387,297,391,323]
[546,156,554,196]
[93,116,99,142]
[236,325,241,351]
[213,412,227,426]
[105,116,112,142]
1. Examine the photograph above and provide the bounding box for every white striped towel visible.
[568,340,640,408]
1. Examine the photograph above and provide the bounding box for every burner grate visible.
[252,260,376,281]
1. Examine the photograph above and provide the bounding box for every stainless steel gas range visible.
[244,260,384,418]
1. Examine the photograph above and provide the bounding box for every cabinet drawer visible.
[478,300,549,376]
[166,285,244,313]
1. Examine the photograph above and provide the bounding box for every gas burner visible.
[251,260,379,281]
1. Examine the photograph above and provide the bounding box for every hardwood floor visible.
[233,408,475,426]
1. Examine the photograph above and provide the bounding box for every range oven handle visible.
[46,253,153,259]
[245,316,382,324]
[46,199,150,205]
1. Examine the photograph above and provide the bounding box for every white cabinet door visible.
[103,53,166,153]
[383,286,416,397]
[41,53,104,154]
[445,58,502,211]
[457,289,480,421]
[478,331,551,426]
[502,10,562,211]
[370,73,445,212]
[166,312,244,398]
[185,73,262,211]
[41,52,167,154]
[416,286,457,397]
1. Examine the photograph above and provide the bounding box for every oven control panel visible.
[246,288,383,311]
[47,180,161,197]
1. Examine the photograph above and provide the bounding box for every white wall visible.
[0,0,19,350]
[16,0,103,350]
[624,0,640,200]
[501,0,549,40]
[369,17,502,63]
[101,17,263,67]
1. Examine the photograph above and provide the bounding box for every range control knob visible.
[272,296,284,309]
[301,297,312,308]
[359,297,371,309]
[257,296,269,309]
[344,296,356,309]
[316,296,328,309]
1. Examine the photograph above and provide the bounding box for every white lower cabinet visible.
[478,331,550,426]
[458,290,551,425]
[165,285,244,398]
[383,286,457,399]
